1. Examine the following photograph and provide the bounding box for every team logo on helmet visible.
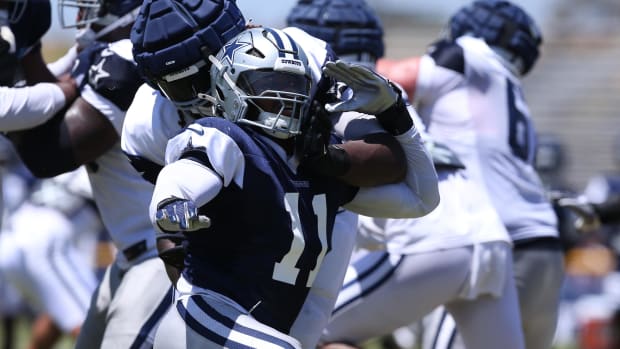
[222,37,251,66]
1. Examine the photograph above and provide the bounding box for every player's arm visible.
[7,44,137,177]
[0,81,76,131]
[8,94,119,177]
[19,43,57,84]
[376,56,421,101]
[320,60,440,217]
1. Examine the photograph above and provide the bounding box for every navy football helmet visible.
[131,0,246,116]
[448,0,542,75]
[8,0,51,58]
[210,28,312,139]
[286,0,384,66]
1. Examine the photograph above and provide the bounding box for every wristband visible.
[376,83,414,136]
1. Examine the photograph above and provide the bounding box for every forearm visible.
[337,133,405,187]
[0,83,66,131]
[393,126,440,215]
[150,159,222,230]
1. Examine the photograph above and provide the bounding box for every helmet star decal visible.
[222,37,251,65]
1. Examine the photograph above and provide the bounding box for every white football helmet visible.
[209,27,312,139]
[58,0,141,48]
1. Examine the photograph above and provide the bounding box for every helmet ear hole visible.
[246,48,264,58]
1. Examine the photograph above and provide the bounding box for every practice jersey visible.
[161,117,358,334]
[78,39,158,269]
[415,36,557,241]
[353,101,510,254]
[121,26,335,184]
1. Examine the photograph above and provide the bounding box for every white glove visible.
[155,198,211,233]
[322,60,398,115]
[557,196,601,233]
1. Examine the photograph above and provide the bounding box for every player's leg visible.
[28,313,62,349]
[7,203,96,339]
[74,261,122,349]
[155,284,302,349]
[444,247,525,349]
[0,272,23,349]
[99,257,173,349]
[321,247,472,344]
[513,240,565,349]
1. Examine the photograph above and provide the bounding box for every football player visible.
[149,26,438,349]
[287,1,524,348]
[124,2,436,346]
[0,2,100,348]
[377,1,565,348]
[5,1,175,348]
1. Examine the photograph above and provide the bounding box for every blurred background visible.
[29,0,620,348]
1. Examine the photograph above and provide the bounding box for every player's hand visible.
[297,101,350,177]
[322,60,398,115]
[155,198,211,233]
[556,196,601,233]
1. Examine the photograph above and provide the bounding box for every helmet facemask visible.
[154,59,216,118]
[59,0,140,49]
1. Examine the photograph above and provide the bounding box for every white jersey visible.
[0,83,66,131]
[79,39,158,269]
[415,35,557,242]
[354,103,510,254]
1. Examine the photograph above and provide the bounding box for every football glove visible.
[556,196,601,233]
[297,100,350,177]
[155,198,211,233]
[322,60,412,135]
[323,60,398,114]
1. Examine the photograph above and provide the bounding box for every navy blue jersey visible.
[177,117,358,334]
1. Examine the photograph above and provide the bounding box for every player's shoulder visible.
[122,84,181,158]
[426,38,465,75]
[107,39,134,62]
[85,39,143,110]
[187,117,267,156]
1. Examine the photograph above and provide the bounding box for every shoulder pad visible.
[87,48,144,110]
[427,39,465,75]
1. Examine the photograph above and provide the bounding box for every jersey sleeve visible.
[344,126,440,218]
[0,83,66,131]
[164,122,246,189]
[121,84,174,183]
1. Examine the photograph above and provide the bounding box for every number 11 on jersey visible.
[273,193,329,287]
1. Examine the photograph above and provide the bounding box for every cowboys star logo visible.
[222,37,251,65]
